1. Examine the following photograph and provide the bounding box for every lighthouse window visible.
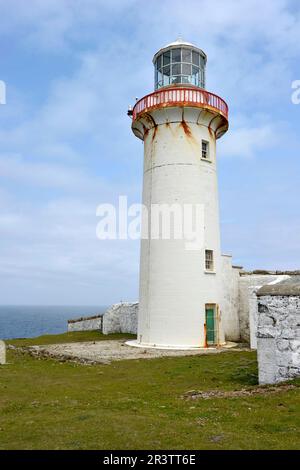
[202,140,209,159]
[192,51,200,66]
[162,65,171,86]
[163,65,171,76]
[182,48,191,62]
[157,71,163,86]
[192,66,199,86]
[172,63,181,75]
[172,48,181,63]
[182,76,192,84]
[200,69,205,88]
[182,63,191,75]
[163,51,171,66]
[163,76,169,86]
[156,54,162,70]
[192,65,199,75]
[205,250,214,271]
[171,76,181,84]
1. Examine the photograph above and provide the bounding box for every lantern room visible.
[153,37,207,90]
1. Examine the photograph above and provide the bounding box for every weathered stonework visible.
[0,340,6,365]
[219,257,294,345]
[67,315,103,332]
[67,303,138,335]
[102,302,138,335]
[238,274,290,346]
[256,287,300,384]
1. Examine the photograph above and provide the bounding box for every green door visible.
[205,307,215,345]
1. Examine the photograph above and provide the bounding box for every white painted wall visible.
[221,255,241,341]
[133,106,227,348]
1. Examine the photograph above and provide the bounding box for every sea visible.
[0,305,108,340]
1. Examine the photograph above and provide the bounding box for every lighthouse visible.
[129,38,229,349]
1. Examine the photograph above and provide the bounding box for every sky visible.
[0,0,299,306]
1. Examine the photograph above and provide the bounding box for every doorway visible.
[205,304,216,346]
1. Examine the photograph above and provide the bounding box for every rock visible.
[210,434,224,443]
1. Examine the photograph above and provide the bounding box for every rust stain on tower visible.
[180,119,192,138]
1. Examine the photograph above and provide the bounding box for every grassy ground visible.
[0,333,299,450]
[6,330,136,347]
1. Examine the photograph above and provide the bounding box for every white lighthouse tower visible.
[129,38,229,349]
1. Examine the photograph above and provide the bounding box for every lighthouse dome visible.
[153,37,207,90]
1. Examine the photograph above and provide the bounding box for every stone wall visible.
[67,315,103,332]
[257,294,300,384]
[238,274,290,346]
[102,302,138,335]
[219,258,291,345]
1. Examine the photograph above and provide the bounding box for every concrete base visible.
[126,340,236,351]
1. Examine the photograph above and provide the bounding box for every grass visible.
[0,333,299,450]
[6,330,136,347]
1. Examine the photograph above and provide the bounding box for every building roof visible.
[163,37,196,48]
[257,275,300,296]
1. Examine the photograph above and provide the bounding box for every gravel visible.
[23,340,239,365]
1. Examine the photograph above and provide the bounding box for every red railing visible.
[132,87,228,121]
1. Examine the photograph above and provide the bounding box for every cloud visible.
[0,0,137,52]
[219,121,278,158]
[0,153,97,190]
[0,190,140,304]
